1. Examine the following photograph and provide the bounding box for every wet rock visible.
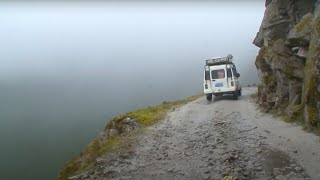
[264,129,271,134]
[208,161,215,166]
[273,168,281,176]
[296,47,309,59]
[256,166,262,171]
[275,174,285,180]
[184,151,193,156]
[222,167,231,176]
[201,153,208,158]
[211,144,217,149]
[107,129,119,137]
[213,166,221,172]
[217,138,223,144]
[286,171,301,179]
[243,156,249,161]
[295,167,302,172]
[167,168,176,173]
[242,170,250,176]
[234,167,242,173]
[201,173,210,180]
[203,169,210,174]
[256,148,263,153]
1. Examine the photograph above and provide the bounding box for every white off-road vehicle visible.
[203,54,242,101]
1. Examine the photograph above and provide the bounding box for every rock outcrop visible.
[254,0,320,128]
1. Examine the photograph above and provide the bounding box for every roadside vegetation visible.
[58,93,203,180]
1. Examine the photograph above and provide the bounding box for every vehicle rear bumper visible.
[212,87,237,94]
[204,89,213,94]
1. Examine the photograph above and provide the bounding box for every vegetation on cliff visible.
[254,0,319,131]
[58,94,202,180]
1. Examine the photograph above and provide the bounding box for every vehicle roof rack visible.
[205,54,234,66]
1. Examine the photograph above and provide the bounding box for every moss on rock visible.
[295,14,312,32]
[285,104,304,122]
[301,8,320,129]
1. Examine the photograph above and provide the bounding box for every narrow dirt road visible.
[73,87,320,180]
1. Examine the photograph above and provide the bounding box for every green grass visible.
[127,94,202,126]
[58,93,203,180]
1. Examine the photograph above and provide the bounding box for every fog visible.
[0,1,264,179]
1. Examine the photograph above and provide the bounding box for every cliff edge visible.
[60,88,320,179]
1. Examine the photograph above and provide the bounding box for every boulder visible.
[253,0,316,48]
[287,13,313,47]
[296,47,309,59]
[272,39,292,56]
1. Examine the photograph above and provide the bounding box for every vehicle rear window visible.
[211,69,225,79]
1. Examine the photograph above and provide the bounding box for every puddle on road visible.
[261,149,290,169]
[260,148,308,177]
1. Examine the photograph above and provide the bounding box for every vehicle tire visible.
[233,91,239,100]
[206,93,213,101]
[238,88,242,96]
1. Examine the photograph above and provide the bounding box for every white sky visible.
[0,1,265,85]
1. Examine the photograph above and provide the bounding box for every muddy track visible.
[71,88,320,180]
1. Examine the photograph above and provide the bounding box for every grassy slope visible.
[58,93,203,180]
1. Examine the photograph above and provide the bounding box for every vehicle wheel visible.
[238,88,242,96]
[233,91,239,100]
[206,94,212,101]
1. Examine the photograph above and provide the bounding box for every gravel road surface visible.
[71,87,320,180]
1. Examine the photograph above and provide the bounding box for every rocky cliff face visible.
[254,0,320,128]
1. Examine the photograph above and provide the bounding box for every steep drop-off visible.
[58,95,202,179]
[254,0,320,129]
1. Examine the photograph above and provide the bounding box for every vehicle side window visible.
[227,68,232,78]
[205,71,210,80]
[211,69,225,79]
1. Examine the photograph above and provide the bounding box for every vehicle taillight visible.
[205,84,208,89]
[231,81,234,86]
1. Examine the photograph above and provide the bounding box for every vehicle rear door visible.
[211,68,227,92]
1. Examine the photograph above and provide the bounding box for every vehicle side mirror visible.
[236,73,240,78]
